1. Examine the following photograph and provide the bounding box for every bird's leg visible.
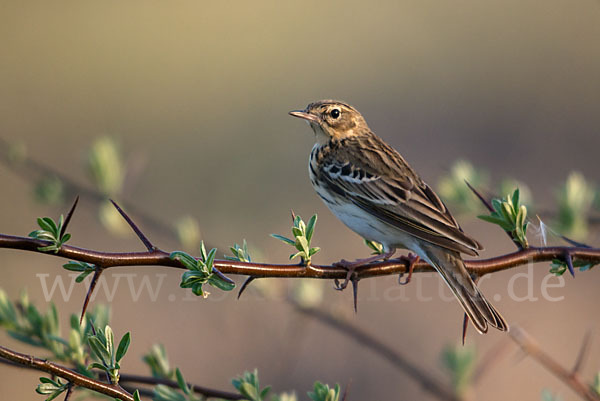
[398,253,420,285]
[334,249,396,290]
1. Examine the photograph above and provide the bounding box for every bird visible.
[289,100,508,334]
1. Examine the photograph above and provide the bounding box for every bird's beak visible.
[289,110,320,123]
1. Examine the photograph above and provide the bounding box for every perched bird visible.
[289,100,508,334]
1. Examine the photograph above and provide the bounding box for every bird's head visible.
[289,100,368,144]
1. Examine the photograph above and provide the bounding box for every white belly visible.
[314,184,414,252]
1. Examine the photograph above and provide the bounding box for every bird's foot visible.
[398,253,420,285]
[332,260,358,291]
[333,250,395,290]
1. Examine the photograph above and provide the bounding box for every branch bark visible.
[1,233,599,280]
[0,345,134,401]
[0,348,244,400]
[510,327,600,401]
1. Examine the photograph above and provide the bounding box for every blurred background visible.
[1,1,599,400]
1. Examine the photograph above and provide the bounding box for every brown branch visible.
[118,373,245,400]
[0,345,134,401]
[0,351,243,400]
[0,137,183,241]
[572,330,593,376]
[510,327,600,401]
[293,304,460,401]
[1,232,598,279]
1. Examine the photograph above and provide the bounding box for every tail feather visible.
[417,244,508,334]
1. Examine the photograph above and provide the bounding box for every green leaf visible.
[39,217,57,234]
[208,275,236,291]
[511,188,520,210]
[115,332,131,362]
[270,234,295,245]
[501,202,514,221]
[308,382,340,401]
[170,251,199,270]
[296,236,309,254]
[7,331,44,347]
[88,336,110,366]
[175,368,189,394]
[143,344,172,380]
[199,241,208,261]
[490,198,502,212]
[62,261,87,272]
[36,376,68,401]
[205,248,217,270]
[154,384,187,401]
[441,345,476,397]
[87,362,109,372]
[104,326,114,361]
[306,215,317,242]
[477,215,513,231]
[75,271,93,283]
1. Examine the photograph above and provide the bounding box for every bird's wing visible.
[319,138,483,256]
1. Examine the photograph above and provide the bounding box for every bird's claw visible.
[398,253,419,285]
[333,260,357,291]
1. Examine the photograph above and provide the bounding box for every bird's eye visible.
[330,108,340,119]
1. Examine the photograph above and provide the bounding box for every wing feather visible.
[318,136,483,255]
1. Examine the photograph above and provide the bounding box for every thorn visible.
[80,269,102,324]
[561,235,593,249]
[465,180,494,212]
[109,199,155,251]
[351,277,359,313]
[88,318,97,335]
[572,329,592,375]
[237,277,256,299]
[564,252,575,277]
[60,196,79,238]
[63,382,74,401]
[341,379,352,401]
[290,209,296,221]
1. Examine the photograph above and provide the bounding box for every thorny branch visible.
[1,231,598,279]
[0,348,244,400]
[1,197,599,400]
[510,327,600,401]
[0,345,135,401]
[294,304,461,401]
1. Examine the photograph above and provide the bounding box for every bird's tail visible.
[418,244,508,334]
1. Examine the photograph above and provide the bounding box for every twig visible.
[1,232,598,279]
[293,304,460,401]
[471,339,512,385]
[0,137,190,246]
[510,327,600,401]
[0,352,243,400]
[118,373,245,400]
[0,345,134,401]
[572,330,593,376]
